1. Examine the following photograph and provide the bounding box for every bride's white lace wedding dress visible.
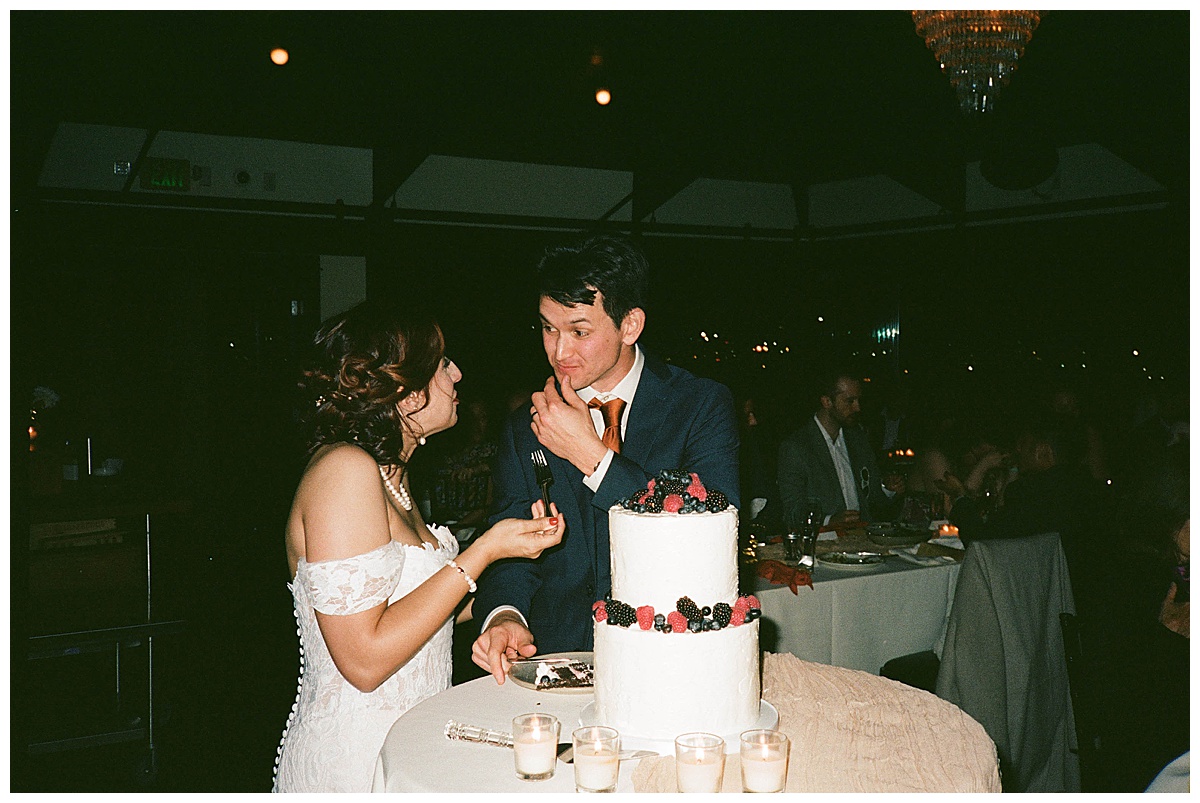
[272,525,457,792]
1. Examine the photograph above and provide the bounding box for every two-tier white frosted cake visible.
[591,470,764,742]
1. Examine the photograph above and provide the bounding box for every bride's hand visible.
[478,501,564,562]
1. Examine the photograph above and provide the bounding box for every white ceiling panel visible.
[393,155,633,221]
[38,123,149,192]
[145,131,372,206]
[966,143,1166,212]
[649,178,799,230]
[808,175,943,229]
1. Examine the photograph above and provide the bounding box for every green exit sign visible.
[139,157,191,191]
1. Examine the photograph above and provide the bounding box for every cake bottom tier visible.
[592,620,761,742]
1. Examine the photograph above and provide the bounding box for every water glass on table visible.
[675,732,726,792]
[512,713,560,781]
[799,500,822,569]
[740,729,790,793]
[572,726,620,793]
[783,530,803,563]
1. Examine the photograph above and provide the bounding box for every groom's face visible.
[539,293,628,392]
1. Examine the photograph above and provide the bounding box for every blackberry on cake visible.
[676,596,702,622]
[606,599,637,627]
[704,489,730,512]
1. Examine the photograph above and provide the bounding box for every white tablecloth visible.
[754,557,960,674]
[372,674,635,792]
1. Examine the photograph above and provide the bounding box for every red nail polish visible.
[549,517,559,526]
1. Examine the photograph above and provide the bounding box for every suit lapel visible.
[621,354,670,470]
[806,418,840,499]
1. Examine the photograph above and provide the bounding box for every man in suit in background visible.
[777,369,903,531]
[471,233,740,683]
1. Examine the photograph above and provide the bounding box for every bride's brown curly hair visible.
[300,300,445,470]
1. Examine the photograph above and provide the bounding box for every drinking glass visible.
[572,726,620,793]
[783,531,802,563]
[512,713,559,781]
[675,732,725,792]
[798,500,822,570]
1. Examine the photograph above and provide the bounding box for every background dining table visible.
[373,652,1001,793]
[752,532,962,674]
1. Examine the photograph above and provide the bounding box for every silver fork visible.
[531,449,554,515]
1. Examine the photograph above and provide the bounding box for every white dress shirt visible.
[816,414,860,521]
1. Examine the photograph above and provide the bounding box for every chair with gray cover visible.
[936,532,1080,792]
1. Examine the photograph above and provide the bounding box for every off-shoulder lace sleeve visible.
[304,542,404,615]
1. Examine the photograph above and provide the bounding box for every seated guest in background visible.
[777,368,904,531]
[273,301,564,792]
[471,233,740,683]
[941,415,1105,586]
[907,414,998,494]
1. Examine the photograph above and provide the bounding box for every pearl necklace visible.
[378,465,413,511]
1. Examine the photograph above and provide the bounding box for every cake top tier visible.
[618,468,732,515]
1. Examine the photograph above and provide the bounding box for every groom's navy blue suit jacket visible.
[473,351,740,654]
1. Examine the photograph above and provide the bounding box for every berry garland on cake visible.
[594,594,761,632]
[600,470,751,633]
[619,468,730,514]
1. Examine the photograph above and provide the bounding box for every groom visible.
[471,233,740,682]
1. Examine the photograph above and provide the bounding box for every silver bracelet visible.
[446,559,477,593]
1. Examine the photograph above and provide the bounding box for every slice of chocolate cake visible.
[534,660,594,690]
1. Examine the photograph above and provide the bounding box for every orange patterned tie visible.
[588,397,627,454]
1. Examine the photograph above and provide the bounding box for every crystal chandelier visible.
[912,11,1041,114]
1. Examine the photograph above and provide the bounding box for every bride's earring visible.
[418,436,427,446]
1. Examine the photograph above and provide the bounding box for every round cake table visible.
[373,652,1001,793]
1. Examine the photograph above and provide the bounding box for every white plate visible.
[578,700,779,755]
[508,651,594,694]
[819,551,887,571]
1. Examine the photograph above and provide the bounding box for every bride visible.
[272,301,563,793]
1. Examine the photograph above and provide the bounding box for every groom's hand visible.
[530,376,608,475]
[472,614,537,685]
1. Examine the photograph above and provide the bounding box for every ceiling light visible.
[270,48,289,66]
[913,11,1040,114]
[595,88,612,106]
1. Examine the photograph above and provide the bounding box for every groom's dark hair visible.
[536,233,649,328]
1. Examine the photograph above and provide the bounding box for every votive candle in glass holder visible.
[512,713,560,781]
[572,726,620,793]
[739,729,790,793]
[675,732,726,793]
